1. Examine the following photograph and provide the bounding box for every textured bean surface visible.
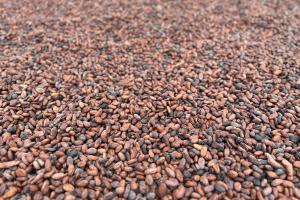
[0,0,300,199]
